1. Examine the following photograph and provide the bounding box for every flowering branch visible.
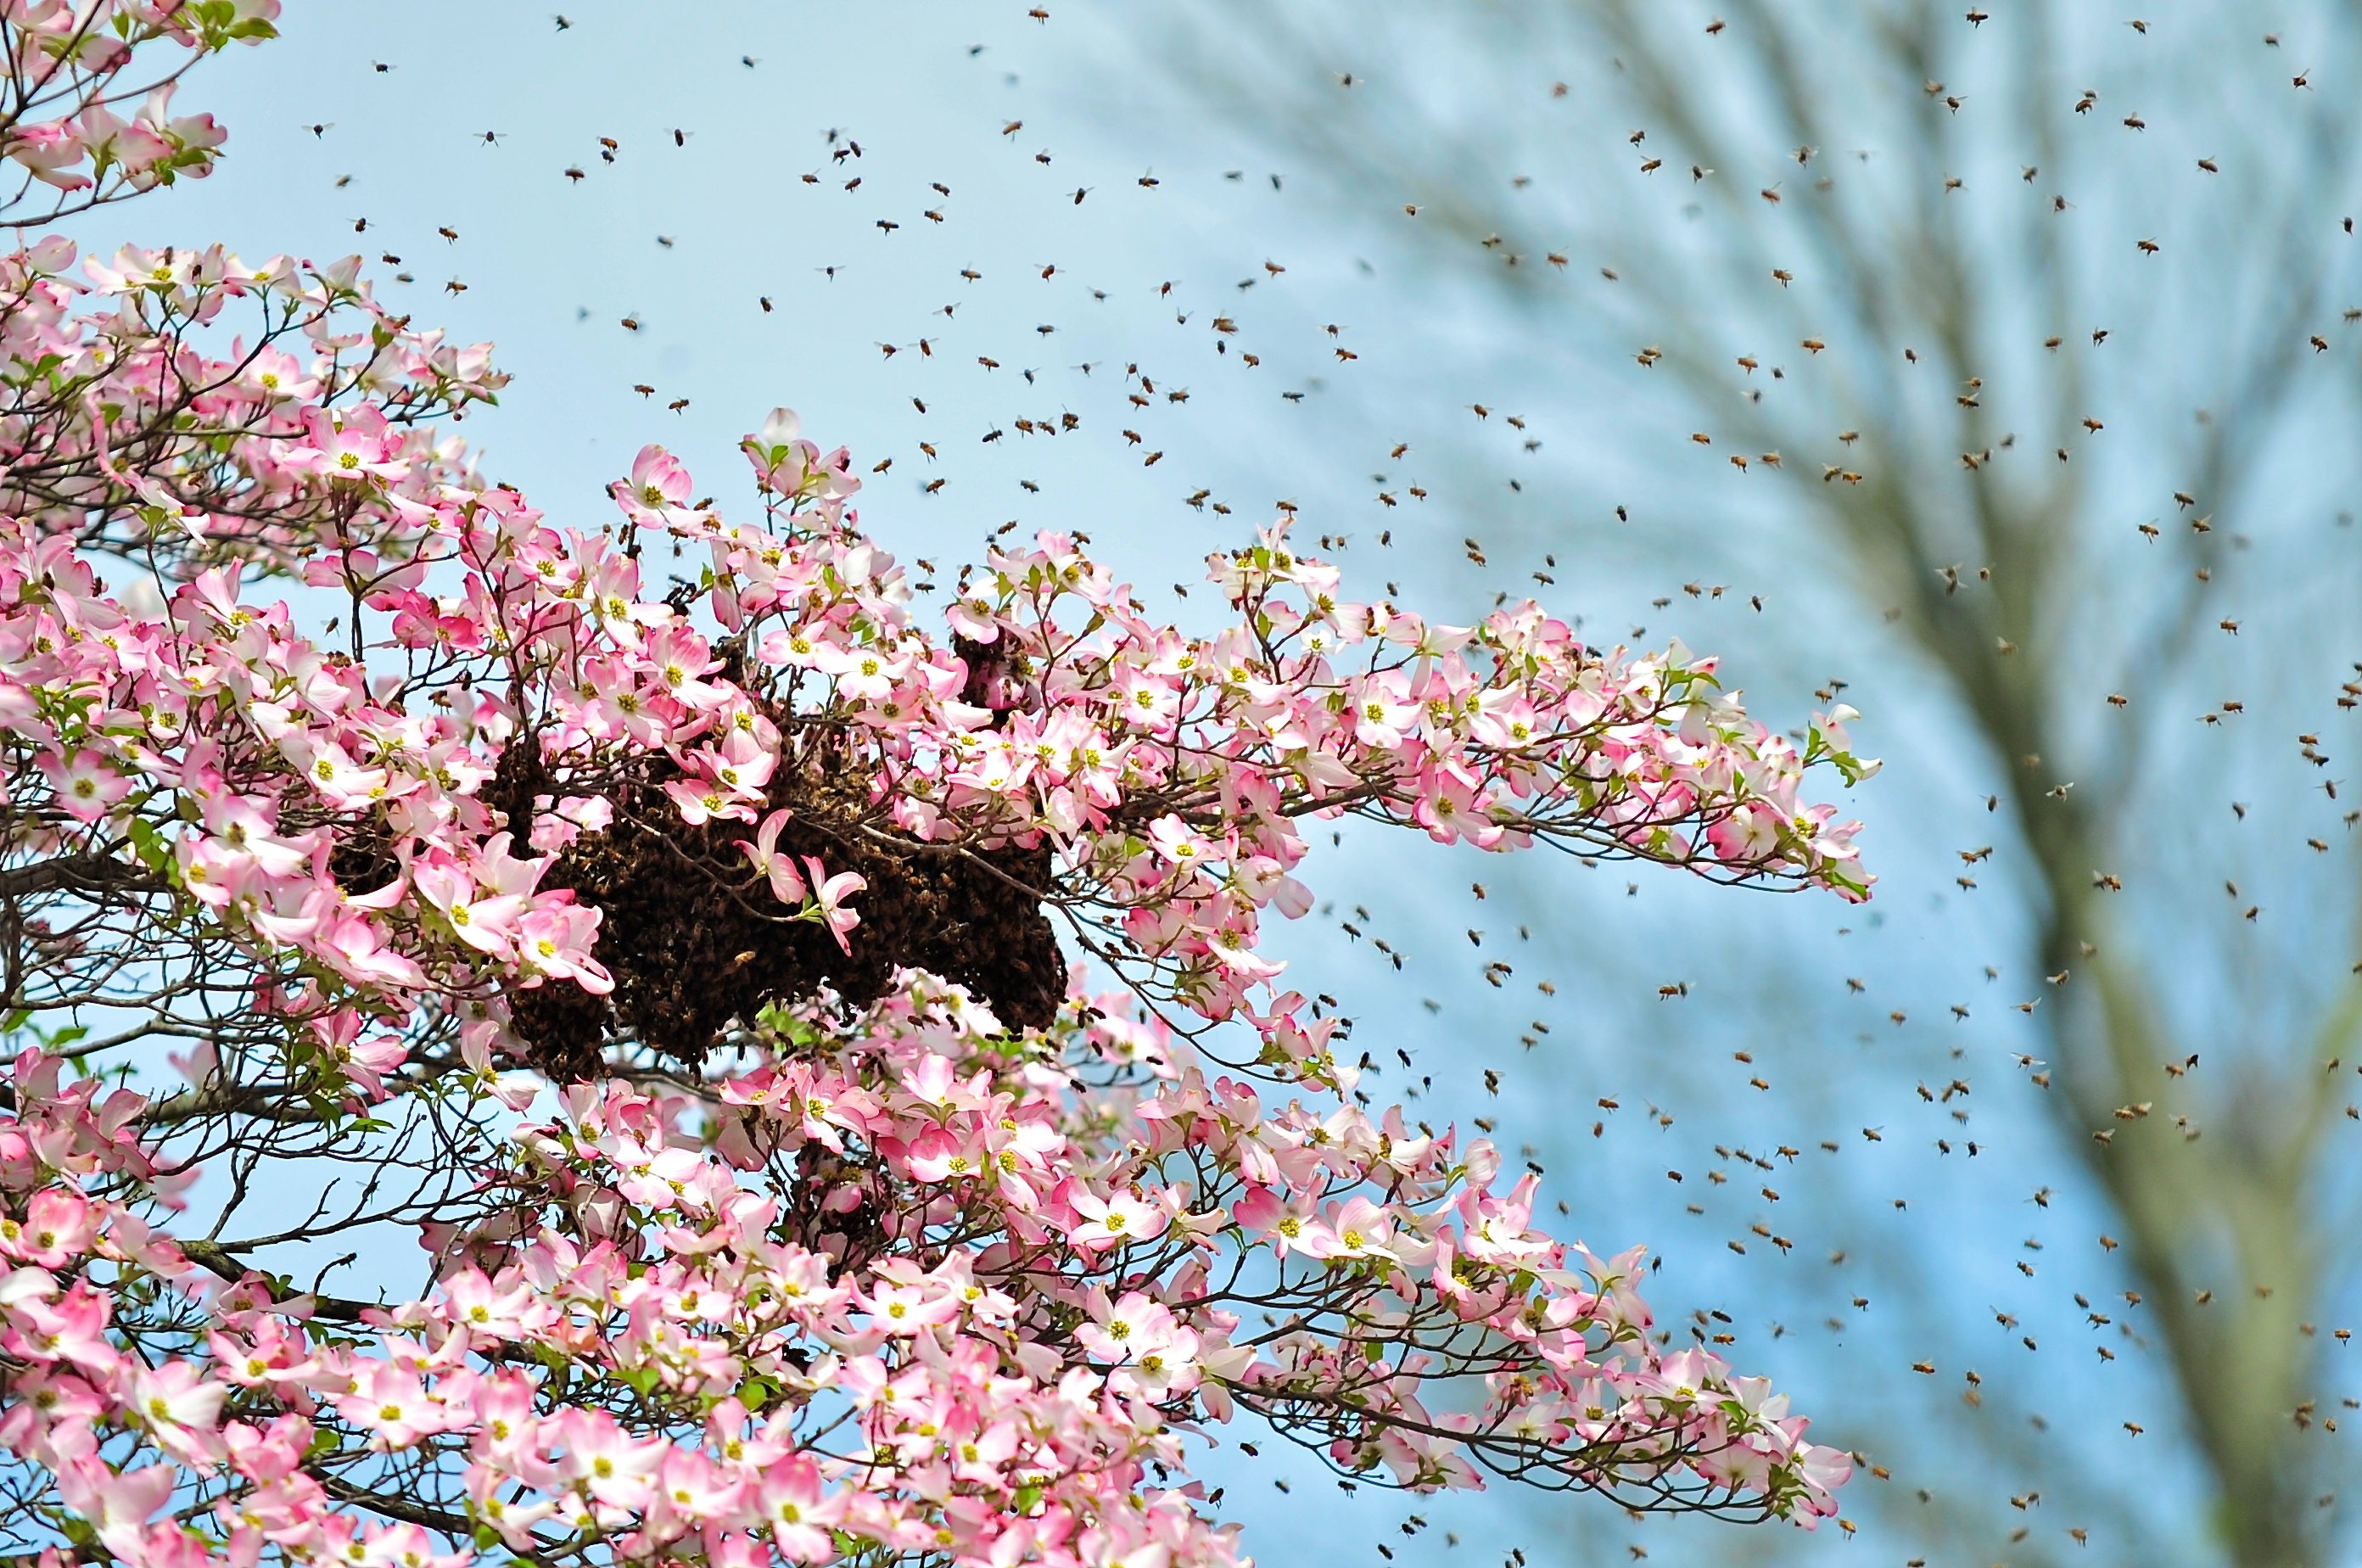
[0,13,1876,1567]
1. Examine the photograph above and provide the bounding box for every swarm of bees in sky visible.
[293,4,2362,1563]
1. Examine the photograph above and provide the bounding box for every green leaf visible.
[126,816,172,876]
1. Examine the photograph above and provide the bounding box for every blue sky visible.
[81,4,2338,1564]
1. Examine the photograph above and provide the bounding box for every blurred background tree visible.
[1134,2,2362,1564]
